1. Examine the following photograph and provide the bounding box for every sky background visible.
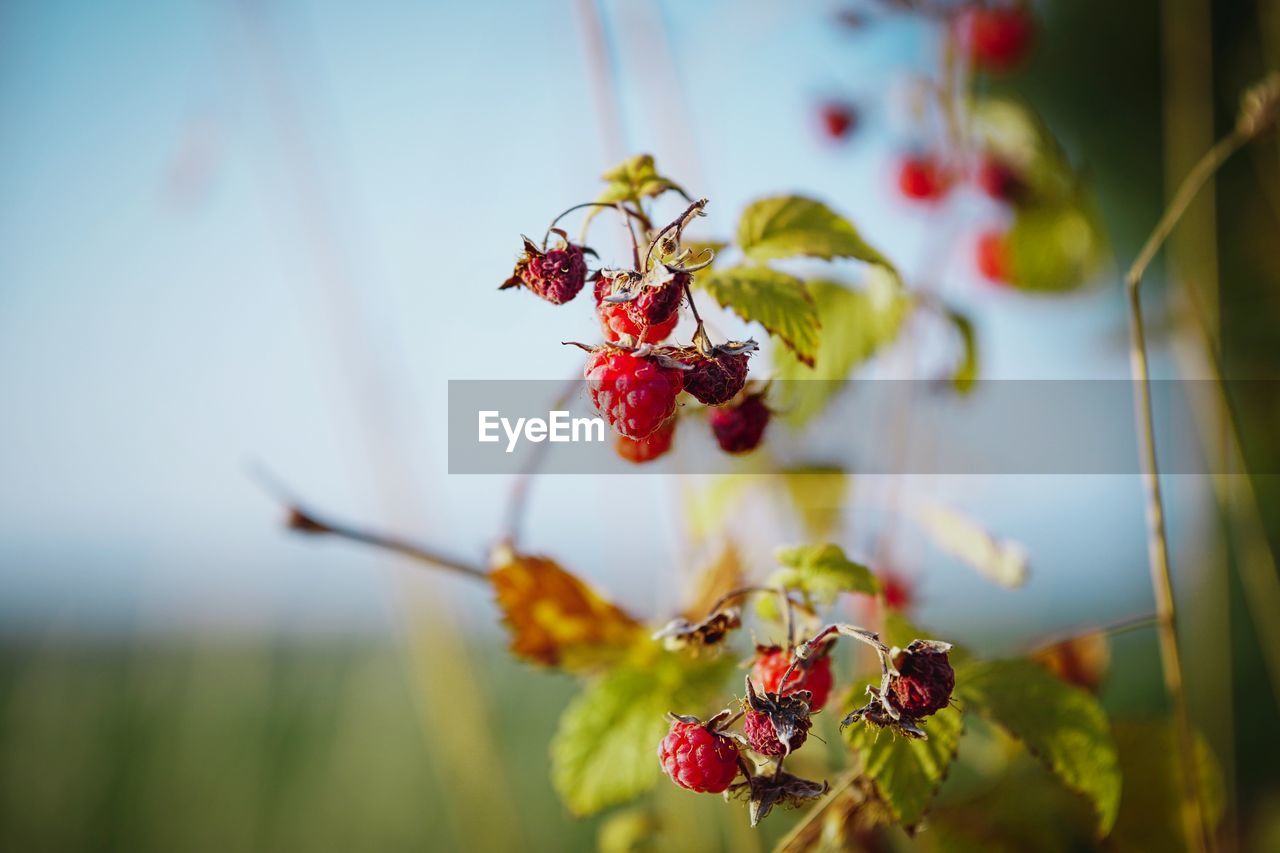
[0,0,1210,644]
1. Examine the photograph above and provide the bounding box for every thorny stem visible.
[706,585,814,625]
[1125,126,1249,853]
[781,624,898,721]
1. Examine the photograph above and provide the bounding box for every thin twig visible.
[1023,611,1159,656]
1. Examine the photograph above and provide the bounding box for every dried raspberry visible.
[585,348,684,439]
[658,719,740,793]
[596,276,680,344]
[897,154,952,202]
[818,101,857,141]
[976,156,1025,203]
[976,229,1011,284]
[751,646,833,712]
[502,238,589,304]
[708,393,770,454]
[889,641,955,718]
[744,709,810,757]
[615,416,675,464]
[627,273,686,326]
[678,349,751,406]
[954,5,1035,74]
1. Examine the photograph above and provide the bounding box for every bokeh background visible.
[1,0,1278,850]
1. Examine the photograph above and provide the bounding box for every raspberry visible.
[615,416,675,464]
[976,156,1025,203]
[627,274,686,326]
[751,647,833,712]
[877,570,916,612]
[889,641,955,718]
[897,154,952,202]
[596,276,681,344]
[708,393,770,454]
[744,709,810,757]
[658,719,740,793]
[678,349,750,406]
[502,239,589,304]
[818,101,856,141]
[585,348,684,439]
[975,229,1011,284]
[954,5,1035,74]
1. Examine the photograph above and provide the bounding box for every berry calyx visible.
[889,640,955,718]
[708,392,770,454]
[975,229,1012,284]
[501,237,590,304]
[674,346,754,406]
[744,709,809,756]
[897,154,953,202]
[976,155,1026,203]
[818,101,857,141]
[615,416,676,464]
[750,646,834,712]
[658,715,741,794]
[954,5,1035,74]
[742,678,812,756]
[584,346,684,439]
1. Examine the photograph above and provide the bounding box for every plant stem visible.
[1124,127,1246,853]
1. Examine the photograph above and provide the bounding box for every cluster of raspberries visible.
[501,222,771,462]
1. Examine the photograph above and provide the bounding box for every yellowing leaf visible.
[489,548,643,672]
[913,504,1028,588]
[957,659,1121,836]
[682,474,753,543]
[682,541,746,620]
[696,264,820,365]
[772,277,909,425]
[737,196,897,275]
[596,153,687,205]
[779,464,849,539]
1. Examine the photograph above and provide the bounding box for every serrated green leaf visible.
[1110,720,1225,853]
[772,276,909,425]
[550,652,729,816]
[1007,199,1107,292]
[844,702,964,829]
[943,307,978,394]
[737,196,897,275]
[696,265,820,365]
[956,659,1121,836]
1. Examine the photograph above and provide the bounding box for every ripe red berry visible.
[818,101,857,141]
[658,719,740,793]
[502,239,589,304]
[596,275,681,344]
[678,349,751,406]
[585,348,684,439]
[889,641,955,718]
[975,229,1011,284]
[708,393,770,454]
[897,154,953,202]
[615,416,675,464]
[744,709,810,756]
[954,5,1035,74]
[976,156,1025,203]
[750,647,834,712]
[877,569,916,612]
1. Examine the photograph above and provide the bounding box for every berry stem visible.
[543,200,649,247]
[782,624,898,721]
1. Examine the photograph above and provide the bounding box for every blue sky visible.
[0,0,1210,641]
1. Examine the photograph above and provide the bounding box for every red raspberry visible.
[615,416,675,464]
[975,229,1011,284]
[976,156,1025,203]
[658,719,740,793]
[818,101,857,141]
[708,393,770,454]
[897,154,952,202]
[954,5,1035,74]
[596,275,681,344]
[585,348,684,439]
[627,273,686,326]
[678,349,750,406]
[744,709,810,756]
[503,241,588,304]
[889,642,955,718]
[877,570,916,612]
[750,647,833,712]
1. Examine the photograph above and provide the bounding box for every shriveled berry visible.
[744,709,809,756]
[585,348,684,439]
[627,274,686,326]
[658,719,740,793]
[976,156,1025,203]
[596,275,681,344]
[615,416,675,464]
[889,641,955,718]
[818,101,857,141]
[503,240,589,304]
[954,5,1035,74]
[898,154,952,202]
[708,393,770,454]
[751,647,833,712]
[679,349,751,406]
[975,229,1011,284]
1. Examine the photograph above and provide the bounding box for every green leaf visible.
[771,543,877,601]
[596,154,687,206]
[971,96,1075,205]
[1109,720,1225,853]
[1006,199,1108,292]
[943,307,978,394]
[696,265,820,365]
[956,659,1121,836]
[737,196,897,275]
[550,652,729,816]
[844,702,964,829]
[772,276,909,425]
